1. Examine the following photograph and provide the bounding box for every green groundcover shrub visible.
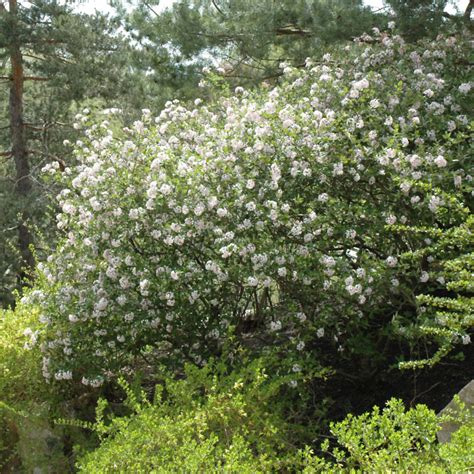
[24,29,473,387]
[303,398,474,473]
[76,361,474,473]
[397,214,474,369]
[0,305,43,406]
[1,305,41,467]
[75,359,302,473]
[0,305,69,472]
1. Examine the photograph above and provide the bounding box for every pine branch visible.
[24,122,62,130]
[25,39,67,45]
[24,76,49,81]
[25,123,47,131]
[275,25,313,37]
[143,1,159,17]
[29,149,66,171]
[465,0,473,20]
[212,0,225,16]
[0,75,49,81]
[22,53,47,62]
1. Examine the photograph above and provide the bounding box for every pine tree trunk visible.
[8,0,34,282]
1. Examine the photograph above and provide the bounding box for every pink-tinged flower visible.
[420,271,430,283]
[386,256,398,267]
[434,155,447,168]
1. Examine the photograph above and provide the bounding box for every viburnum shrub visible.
[25,29,472,386]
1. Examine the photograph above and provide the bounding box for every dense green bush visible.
[397,213,474,369]
[0,305,68,471]
[306,398,474,472]
[0,305,43,405]
[75,359,304,472]
[76,363,474,473]
[23,30,472,386]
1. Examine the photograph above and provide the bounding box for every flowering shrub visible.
[27,30,472,385]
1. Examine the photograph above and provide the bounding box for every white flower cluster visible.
[33,31,472,383]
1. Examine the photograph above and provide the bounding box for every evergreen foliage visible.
[385,0,472,41]
[0,1,156,305]
[116,0,381,85]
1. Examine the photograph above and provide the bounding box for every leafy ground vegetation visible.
[0,7,473,473]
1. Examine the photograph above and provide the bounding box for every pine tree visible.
[385,0,473,41]
[116,0,381,86]
[0,1,128,305]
